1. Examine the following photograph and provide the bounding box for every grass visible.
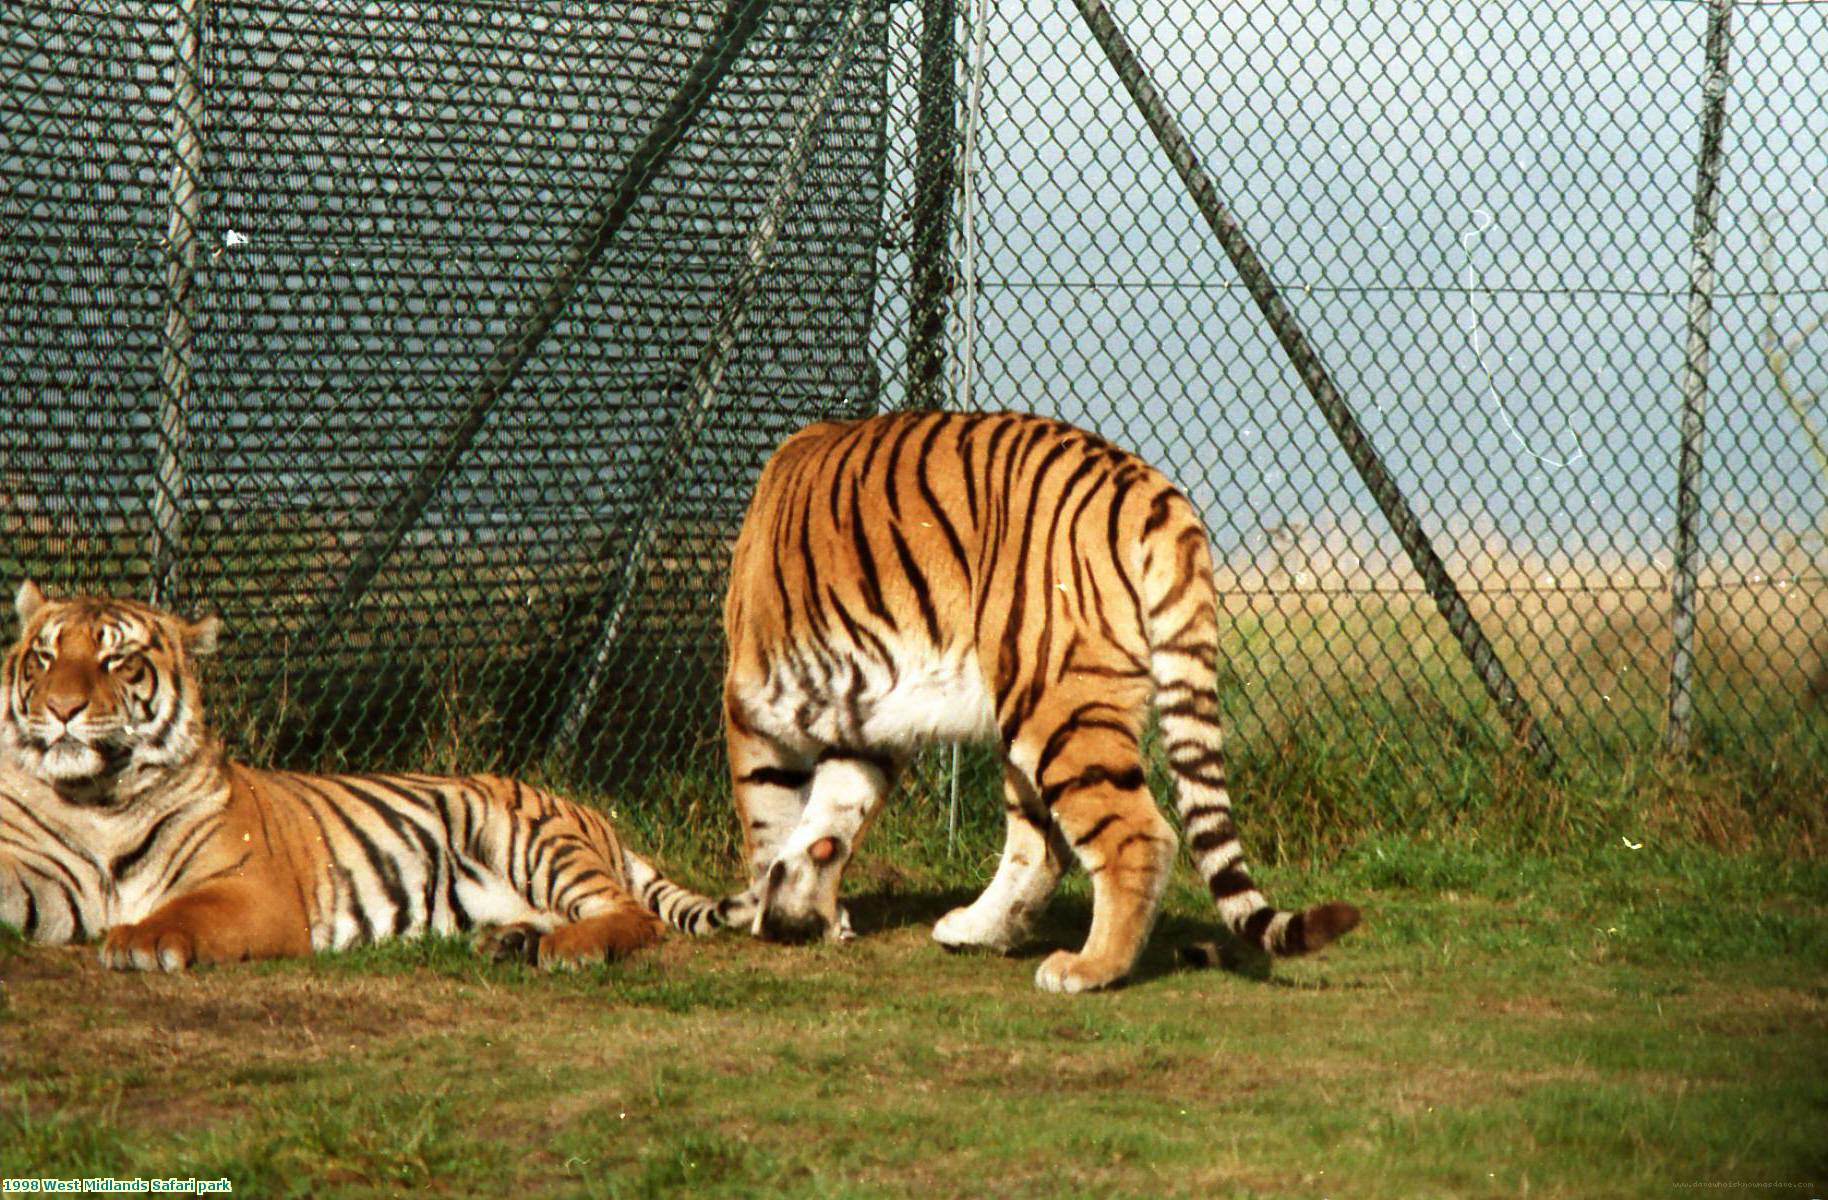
[4,530,1823,1195]
[5,831,1826,1198]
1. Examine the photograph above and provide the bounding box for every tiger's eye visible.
[109,653,148,681]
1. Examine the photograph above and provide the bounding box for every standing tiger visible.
[723,410,1359,992]
[0,581,722,971]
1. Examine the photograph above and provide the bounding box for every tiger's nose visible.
[44,694,88,723]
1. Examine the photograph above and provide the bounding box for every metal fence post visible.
[906,0,957,410]
[151,0,208,609]
[552,0,878,753]
[1070,0,1558,775]
[303,0,775,651]
[1663,0,1735,757]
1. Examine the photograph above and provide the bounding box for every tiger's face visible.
[3,580,220,802]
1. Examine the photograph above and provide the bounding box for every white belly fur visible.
[749,651,1000,752]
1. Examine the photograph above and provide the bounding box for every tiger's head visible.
[3,580,221,804]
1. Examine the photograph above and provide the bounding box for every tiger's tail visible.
[1139,497,1360,960]
[620,850,727,936]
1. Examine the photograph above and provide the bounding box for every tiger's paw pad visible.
[932,906,1022,954]
[98,923,195,973]
[476,924,542,966]
[1034,950,1126,994]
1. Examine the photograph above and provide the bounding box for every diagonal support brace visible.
[301,0,776,656]
[552,0,880,753]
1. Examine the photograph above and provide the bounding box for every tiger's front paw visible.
[477,923,542,966]
[99,921,196,973]
[933,903,1023,954]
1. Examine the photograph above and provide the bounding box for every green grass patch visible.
[6,836,1826,1197]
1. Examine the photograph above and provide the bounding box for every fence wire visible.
[2,0,1824,808]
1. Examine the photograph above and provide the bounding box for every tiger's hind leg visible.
[1012,705,1176,994]
[932,761,1071,954]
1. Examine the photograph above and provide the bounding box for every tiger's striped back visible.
[723,411,1359,990]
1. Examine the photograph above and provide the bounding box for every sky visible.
[931,0,1828,577]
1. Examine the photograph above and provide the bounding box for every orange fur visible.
[2,583,724,972]
[720,412,1359,991]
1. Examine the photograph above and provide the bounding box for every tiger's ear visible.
[15,579,45,625]
[184,615,222,658]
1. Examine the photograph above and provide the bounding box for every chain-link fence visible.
[3,0,1824,816]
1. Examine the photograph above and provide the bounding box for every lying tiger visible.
[0,581,722,971]
[724,411,1360,992]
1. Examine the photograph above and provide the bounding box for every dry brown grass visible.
[1213,516,1827,715]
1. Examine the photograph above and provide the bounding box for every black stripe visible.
[1115,831,1164,856]
[993,424,1065,707]
[68,882,87,941]
[444,870,472,931]
[1107,469,1147,629]
[1040,764,1146,809]
[827,583,896,667]
[1213,867,1257,896]
[553,866,614,918]
[1189,828,1232,855]
[333,778,448,928]
[1072,814,1120,847]
[882,413,924,519]
[1064,663,1150,681]
[957,415,982,526]
[157,814,224,893]
[855,413,894,486]
[1148,527,1208,619]
[109,809,180,882]
[914,416,973,575]
[1034,705,1135,781]
[885,521,941,646]
[3,804,90,892]
[850,486,895,627]
[798,507,833,641]
[1209,865,1256,900]
[180,849,254,890]
[331,862,374,943]
[1141,489,1176,536]
[293,778,414,937]
[739,766,812,790]
[1241,906,1276,944]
